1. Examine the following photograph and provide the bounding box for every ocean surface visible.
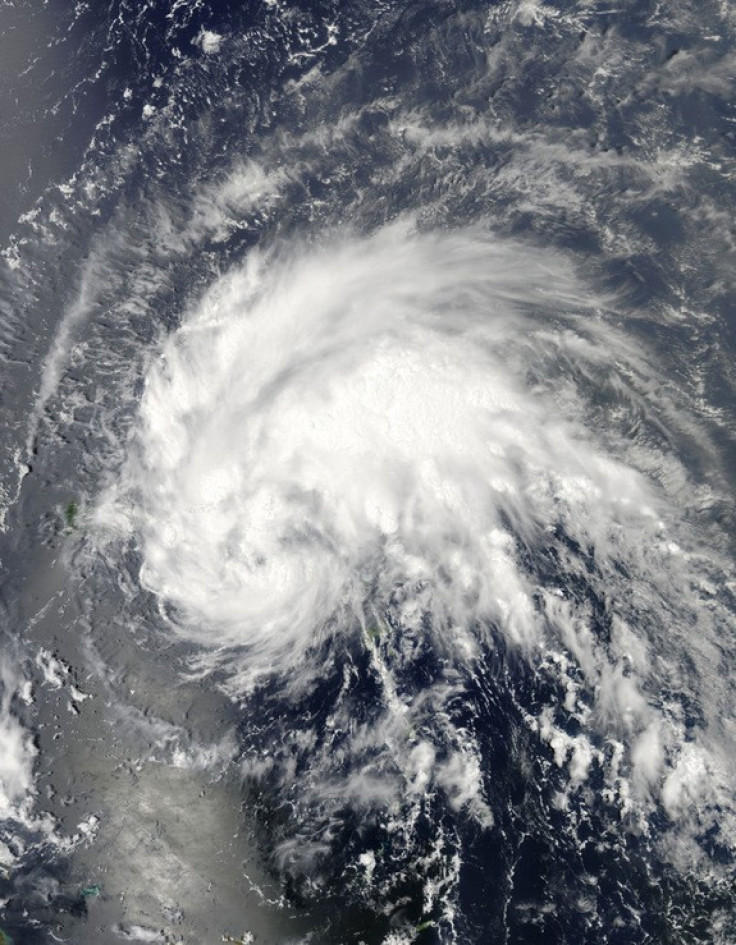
[1,1,736,943]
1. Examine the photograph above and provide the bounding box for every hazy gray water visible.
[1,2,736,943]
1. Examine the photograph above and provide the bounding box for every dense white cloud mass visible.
[3,0,736,938]
[0,662,36,827]
[95,221,736,898]
[0,660,64,877]
[99,224,655,667]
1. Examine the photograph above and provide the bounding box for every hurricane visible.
[91,221,736,940]
[1,0,736,943]
[102,228,651,669]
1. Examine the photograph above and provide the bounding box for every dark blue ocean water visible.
[1,1,735,943]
